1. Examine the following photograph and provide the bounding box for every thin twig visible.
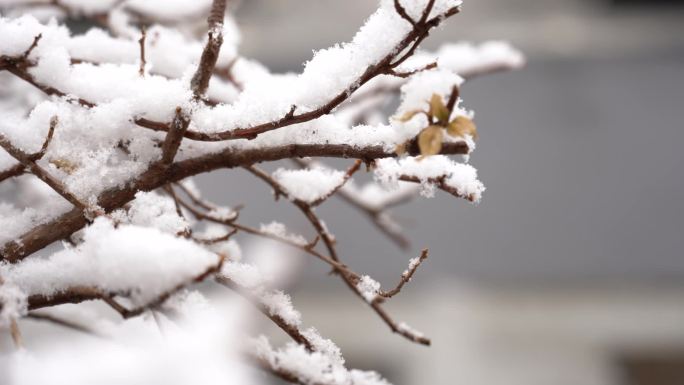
[380,248,428,298]
[138,26,146,77]
[190,0,227,99]
[310,160,362,206]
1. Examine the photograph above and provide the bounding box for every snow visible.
[113,191,190,235]
[374,155,485,201]
[221,261,302,326]
[1,290,252,385]
[396,68,463,117]
[436,41,526,76]
[357,275,381,303]
[397,321,425,340]
[343,180,419,210]
[0,218,220,306]
[0,277,25,326]
[260,290,302,327]
[272,167,346,204]
[259,221,308,246]
[251,335,392,385]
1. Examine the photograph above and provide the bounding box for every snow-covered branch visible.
[0,0,523,383]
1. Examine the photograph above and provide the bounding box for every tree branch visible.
[190,0,228,99]
[0,140,467,263]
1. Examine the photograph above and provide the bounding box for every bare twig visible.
[138,26,146,77]
[380,248,428,298]
[21,33,42,60]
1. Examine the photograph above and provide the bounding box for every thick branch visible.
[0,140,467,263]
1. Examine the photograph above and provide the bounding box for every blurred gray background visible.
[197,1,684,384]
[202,0,684,284]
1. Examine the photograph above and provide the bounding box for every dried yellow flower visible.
[396,109,422,122]
[447,116,478,140]
[418,125,443,156]
[428,93,449,125]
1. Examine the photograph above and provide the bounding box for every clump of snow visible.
[396,68,463,117]
[221,261,269,291]
[259,221,308,246]
[437,41,526,75]
[221,261,302,327]
[397,321,425,340]
[250,335,392,385]
[356,275,381,303]
[0,278,26,327]
[301,327,345,366]
[374,155,485,201]
[113,191,190,235]
[261,290,302,327]
[404,257,421,277]
[272,167,345,204]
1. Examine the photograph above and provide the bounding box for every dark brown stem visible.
[380,248,428,298]
[190,0,227,99]
[138,26,146,77]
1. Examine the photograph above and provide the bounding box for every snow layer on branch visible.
[259,221,308,246]
[251,336,391,385]
[221,261,302,327]
[374,155,485,201]
[436,41,526,76]
[342,180,419,210]
[272,167,345,204]
[191,0,462,134]
[0,218,220,305]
